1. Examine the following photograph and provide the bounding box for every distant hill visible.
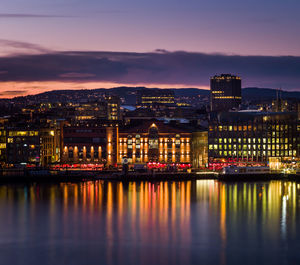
[1,86,299,105]
[242,87,300,101]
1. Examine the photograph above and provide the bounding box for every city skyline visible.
[0,2,299,265]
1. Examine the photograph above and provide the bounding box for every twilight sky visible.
[0,0,300,97]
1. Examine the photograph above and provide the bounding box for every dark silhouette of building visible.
[210,74,241,112]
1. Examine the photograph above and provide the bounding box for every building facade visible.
[191,131,208,169]
[74,96,121,121]
[136,89,175,108]
[208,112,299,170]
[106,95,121,120]
[6,128,40,166]
[40,125,61,167]
[210,74,241,112]
[61,121,118,166]
[74,102,107,120]
[0,126,6,165]
[118,120,191,164]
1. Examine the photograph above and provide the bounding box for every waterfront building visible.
[61,120,118,166]
[136,88,175,108]
[40,124,61,167]
[118,120,192,164]
[6,128,40,166]
[0,126,6,165]
[210,74,241,112]
[208,111,299,170]
[191,131,208,169]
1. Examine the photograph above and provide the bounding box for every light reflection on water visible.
[0,180,299,265]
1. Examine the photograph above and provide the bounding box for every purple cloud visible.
[0,39,51,54]
[0,13,72,18]
[59,72,97,78]
[0,46,299,91]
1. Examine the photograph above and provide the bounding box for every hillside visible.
[1,86,299,105]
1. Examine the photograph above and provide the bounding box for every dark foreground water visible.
[0,180,299,265]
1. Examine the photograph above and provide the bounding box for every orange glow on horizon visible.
[0,81,209,99]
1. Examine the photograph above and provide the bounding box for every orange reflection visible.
[0,180,298,264]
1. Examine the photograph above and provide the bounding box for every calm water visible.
[0,180,299,265]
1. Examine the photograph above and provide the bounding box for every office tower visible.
[210,74,241,112]
[6,128,40,165]
[208,111,299,170]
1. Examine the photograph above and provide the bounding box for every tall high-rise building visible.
[210,74,241,112]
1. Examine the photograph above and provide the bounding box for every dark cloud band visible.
[0,50,299,91]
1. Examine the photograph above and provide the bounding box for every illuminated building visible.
[118,120,191,164]
[40,125,61,167]
[106,95,120,120]
[191,131,208,169]
[73,96,120,121]
[0,126,6,165]
[208,111,299,170]
[74,102,107,120]
[136,88,175,108]
[210,74,241,112]
[6,128,40,166]
[271,99,289,112]
[61,120,118,166]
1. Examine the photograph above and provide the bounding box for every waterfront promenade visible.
[0,168,298,182]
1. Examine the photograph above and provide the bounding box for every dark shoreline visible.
[0,170,298,183]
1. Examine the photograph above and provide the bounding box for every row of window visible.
[211,150,296,157]
[8,131,38,137]
[210,138,295,144]
[120,138,189,143]
[64,129,107,134]
[209,144,294,150]
[210,125,294,132]
[66,151,104,159]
